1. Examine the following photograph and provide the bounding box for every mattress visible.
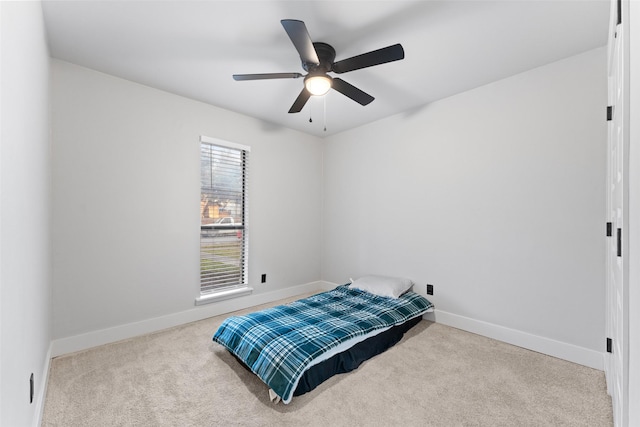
[212,285,434,403]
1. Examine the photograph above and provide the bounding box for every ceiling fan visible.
[233,19,405,113]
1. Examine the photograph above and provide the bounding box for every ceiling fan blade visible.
[281,19,320,66]
[332,78,374,106]
[332,44,405,74]
[233,73,303,81]
[288,88,312,113]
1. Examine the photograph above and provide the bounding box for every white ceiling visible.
[41,0,610,137]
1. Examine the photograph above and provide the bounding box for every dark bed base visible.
[293,315,422,396]
[232,315,423,399]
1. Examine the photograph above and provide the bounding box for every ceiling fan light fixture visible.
[305,74,332,96]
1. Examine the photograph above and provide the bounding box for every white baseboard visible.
[50,282,603,371]
[321,281,604,370]
[424,309,604,371]
[33,343,52,427]
[51,281,332,357]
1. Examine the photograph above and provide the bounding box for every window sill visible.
[195,286,253,306]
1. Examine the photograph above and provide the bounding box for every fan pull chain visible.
[323,96,327,132]
[307,97,326,131]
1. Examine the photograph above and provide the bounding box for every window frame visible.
[195,135,252,305]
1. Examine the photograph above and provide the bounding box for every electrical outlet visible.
[261,274,266,283]
[30,373,34,404]
[426,284,434,295]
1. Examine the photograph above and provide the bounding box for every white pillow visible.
[348,275,414,299]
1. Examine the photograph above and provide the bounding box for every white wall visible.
[50,45,608,372]
[0,2,52,426]
[323,48,607,367]
[51,60,323,349]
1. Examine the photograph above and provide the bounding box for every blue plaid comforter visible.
[212,285,434,403]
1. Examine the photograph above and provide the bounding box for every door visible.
[605,0,628,425]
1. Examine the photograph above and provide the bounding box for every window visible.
[198,136,250,303]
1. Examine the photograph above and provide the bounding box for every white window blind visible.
[200,137,249,294]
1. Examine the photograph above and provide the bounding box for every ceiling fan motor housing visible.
[303,42,336,73]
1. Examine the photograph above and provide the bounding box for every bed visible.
[212,276,434,403]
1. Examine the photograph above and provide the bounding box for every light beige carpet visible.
[42,295,612,426]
